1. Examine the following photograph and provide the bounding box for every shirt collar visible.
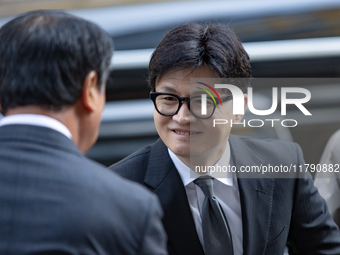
[0,114,72,139]
[168,141,234,187]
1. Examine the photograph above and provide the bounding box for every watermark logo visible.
[196,82,223,106]
[198,83,312,116]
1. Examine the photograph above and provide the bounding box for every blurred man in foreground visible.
[110,23,340,255]
[315,129,340,227]
[0,10,167,255]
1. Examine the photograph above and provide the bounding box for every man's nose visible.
[172,102,197,124]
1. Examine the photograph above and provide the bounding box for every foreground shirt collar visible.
[168,141,234,187]
[0,114,72,139]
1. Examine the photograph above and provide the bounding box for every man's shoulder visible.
[112,142,154,167]
[75,156,157,201]
[232,134,300,150]
[0,126,161,234]
[230,134,303,164]
[44,151,161,234]
[0,124,158,210]
[109,141,161,182]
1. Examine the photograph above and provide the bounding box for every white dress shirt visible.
[168,142,243,255]
[0,114,72,139]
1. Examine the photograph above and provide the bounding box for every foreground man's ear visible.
[81,70,100,112]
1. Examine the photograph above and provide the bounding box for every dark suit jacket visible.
[0,125,167,255]
[110,135,340,255]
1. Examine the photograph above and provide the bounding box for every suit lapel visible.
[144,140,204,255]
[229,135,275,255]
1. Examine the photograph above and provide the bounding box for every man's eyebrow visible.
[158,86,178,93]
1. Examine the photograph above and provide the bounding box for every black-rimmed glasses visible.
[150,92,233,119]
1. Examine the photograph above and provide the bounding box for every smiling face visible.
[154,67,246,167]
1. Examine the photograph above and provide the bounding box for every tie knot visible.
[194,177,215,198]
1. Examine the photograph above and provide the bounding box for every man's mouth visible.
[174,130,190,136]
[172,130,200,136]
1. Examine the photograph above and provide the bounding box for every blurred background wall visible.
[0,0,174,17]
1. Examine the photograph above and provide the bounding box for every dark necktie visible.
[194,177,234,255]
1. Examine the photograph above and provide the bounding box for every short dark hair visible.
[0,10,114,114]
[148,23,251,91]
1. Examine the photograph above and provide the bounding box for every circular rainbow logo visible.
[196,82,223,106]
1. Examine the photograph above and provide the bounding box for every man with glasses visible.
[110,23,340,255]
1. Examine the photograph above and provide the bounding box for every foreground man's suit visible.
[110,135,340,255]
[0,124,167,255]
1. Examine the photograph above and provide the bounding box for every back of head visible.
[148,23,251,91]
[0,10,113,115]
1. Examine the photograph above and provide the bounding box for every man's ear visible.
[81,71,99,112]
[233,94,248,123]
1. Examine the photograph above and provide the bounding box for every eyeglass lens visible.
[155,94,179,115]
